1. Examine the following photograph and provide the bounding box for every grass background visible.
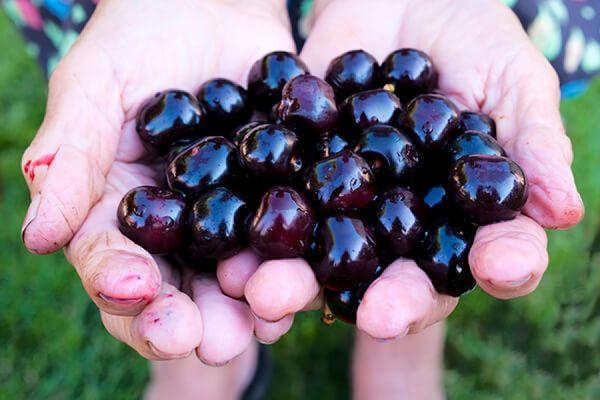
[1,10,599,400]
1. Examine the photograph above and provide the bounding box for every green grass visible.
[1,11,600,400]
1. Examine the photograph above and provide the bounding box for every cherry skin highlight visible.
[278,74,339,137]
[166,136,240,198]
[117,186,189,255]
[312,215,380,290]
[189,187,249,259]
[416,219,476,297]
[304,150,376,213]
[381,48,438,102]
[136,90,205,152]
[447,155,528,224]
[247,51,309,112]
[197,78,251,133]
[372,187,429,256]
[249,186,315,259]
[325,50,380,100]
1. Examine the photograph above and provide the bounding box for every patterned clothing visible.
[1,0,599,98]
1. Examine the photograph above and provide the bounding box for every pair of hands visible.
[21,0,583,364]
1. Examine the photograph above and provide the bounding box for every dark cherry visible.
[416,220,476,297]
[372,187,428,256]
[324,266,384,325]
[247,51,309,111]
[339,89,403,135]
[447,155,528,225]
[278,75,339,137]
[354,124,421,184]
[166,136,239,198]
[325,50,380,100]
[230,121,266,147]
[117,186,188,255]
[312,215,379,290]
[420,184,451,220]
[400,94,459,152]
[304,150,376,212]
[136,90,205,152]
[457,111,497,138]
[197,78,251,132]
[445,130,506,165]
[239,124,303,181]
[317,131,350,159]
[189,187,249,259]
[381,49,438,102]
[249,186,315,259]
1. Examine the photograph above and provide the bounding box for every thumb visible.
[21,40,124,254]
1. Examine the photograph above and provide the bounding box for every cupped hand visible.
[218,0,584,341]
[21,0,297,362]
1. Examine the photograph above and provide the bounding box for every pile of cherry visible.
[118,49,528,325]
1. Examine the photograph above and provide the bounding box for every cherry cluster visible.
[118,49,528,325]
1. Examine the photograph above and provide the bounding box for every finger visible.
[493,58,584,229]
[357,259,458,340]
[190,274,255,366]
[21,41,125,254]
[101,283,203,360]
[300,0,405,77]
[253,314,295,345]
[245,259,321,322]
[469,214,548,299]
[65,164,162,316]
[216,250,262,299]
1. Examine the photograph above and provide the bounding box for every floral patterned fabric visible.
[2,0,599,98]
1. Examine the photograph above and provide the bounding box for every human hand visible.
[20,0,297,362]
[219,0,584,340]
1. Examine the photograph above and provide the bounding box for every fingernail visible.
[98,292,145,305]
[256,337,278,345]
[21,193,41,241]
[373,327,410,343]
[492,274,532,288]
[147,341,192,360]
[196,354,231,367]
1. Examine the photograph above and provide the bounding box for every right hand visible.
[21,0,297,363]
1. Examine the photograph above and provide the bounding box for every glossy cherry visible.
[304,150,376,212]
[249,186,315,259]
[239,124,303,181]
[448,155,528,225]
[247,51,309,111]
[197,78,251,132]
[117,186,188,255]
[354,124,421,184]
[372,187,428,256]
[312,215,379,290]
[136,90,205,152]
[166,136,239,198]
[339,89,403,135]
[278,75,339,137]
[230,121,266,147]
[189,187,249,259]
[324,266,384,325]
[325,50,380,100]
[445,130,506,165]
[416,220,476,297]
[400,94,459,151]
[381,49,438,102]
[457,111,497,138]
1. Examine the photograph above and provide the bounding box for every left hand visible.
[217,0,584,340]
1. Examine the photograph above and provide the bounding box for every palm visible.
[233,0,583,341]
[22,0,296,362]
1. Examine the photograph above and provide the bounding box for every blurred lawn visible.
[1,11,600,400]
